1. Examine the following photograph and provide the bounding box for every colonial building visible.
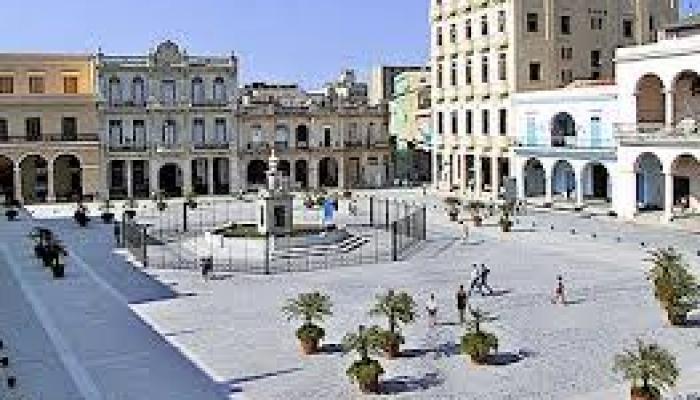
[0,53,100,204]
[97,41,239,199]
[430,0,679,199]
[389,69,433,184]
[237,77,391,191]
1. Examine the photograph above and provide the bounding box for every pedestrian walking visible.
[113,221,121,246]
[551,275,566,305]
[480,264,493,295]
[426,293,438,327]
[456,285,468,325]
[468,264,481,296]
[201,256,213,281]
[461,219,470,243]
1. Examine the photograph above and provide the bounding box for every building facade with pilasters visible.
[97,41,239,200]
[430,0,679,200]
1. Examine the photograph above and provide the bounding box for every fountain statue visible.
[257,149,294,235]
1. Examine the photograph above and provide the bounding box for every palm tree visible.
[646,248,699,325]
[282,292,333,354]
[613,339,679,400]
[460,307,498,364]
[342,325,384,394]
[369,289,417,357]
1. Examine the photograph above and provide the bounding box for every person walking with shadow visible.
[426,293,438,327]
[456,285,468,325]
[551,275,566,305]
[468,264,481,297]
[113,220,121,247]
[480,264,494,296]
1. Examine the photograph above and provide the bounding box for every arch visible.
[247,159,268,186]
[294,159,308,188]
[192,77,205,104]
[670,154,700,210]
[53,154,82,202]
[523,158,545,198]
[319,157,339,187]
[19,155,48,204]
[671,70,700,124]
[158,163,183,198]
[132,76,145,105]
[295,125,309,147]
[550,112,576,147]
[581,161,610,201]
[635,74,666,124]
[634,152,664,211]
[551,160,575,199]
[0,155,14,203]
[213,77,226,102]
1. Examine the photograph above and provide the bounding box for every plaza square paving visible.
[1,190,699,399]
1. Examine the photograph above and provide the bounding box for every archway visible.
[278,160,291,177]
[671,154,700,210]
[295,125,309,148]
[108,160,127,199]
[523,158,545,197]
[672,70,700,124]
[19,155,48,204]
[319,157,339,187]
[158,163,183,198]
[0,156,14,203]
[191,158,209,195]
[551,160,575,200]
[213,158,230,195]
[551,113,576,147]
[582,162,610,201]
[53,155,82,202]
[247,159,268,186]
[636,74,665,124]
[635,152,664,211]
[294,160,308,188]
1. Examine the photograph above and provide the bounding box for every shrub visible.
[646,248,699,325]
[613,339,679,399]
[369,289,416,356]
[343,325,385,393]
[296,323,325,342]
[282,292,333,352]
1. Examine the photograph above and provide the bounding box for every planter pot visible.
[52,263,65,279]
[500,225,512,233]
[157,203,167,212]
[383,340,401,359]
[667,312,688,326]
[101,213,114,224]
[473,217,483,227]
[630,386,661,400]
[299,338,319,355]
[187,201,198,209]
[358,375,380,394]
[449,212,458,222]
[469,354,489,365]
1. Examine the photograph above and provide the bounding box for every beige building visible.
[238,80,391,190]
[430,0,679,199]
[0,54,100,204]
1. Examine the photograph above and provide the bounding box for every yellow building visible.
[0,54,100,204]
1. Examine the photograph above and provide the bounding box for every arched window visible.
[551,112,576,147]
[192,77,205,105]
[108,77,122,105]
[275,124,290,149]
[132,77,145,105]
[213,77,226,103]
[162,120,177,145]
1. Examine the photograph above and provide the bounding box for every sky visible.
[0,0,695,89]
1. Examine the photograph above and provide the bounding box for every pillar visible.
[545,168,553,204]
[337,157,345,189]
[183,160,192,196]
[575,169,585,207]
[491,155,499,201]
[47,162,55,202]
[207,158,215,195]
[515,157,525,200]
[126,160,134,198]
[150,162,159,197]
[309,158,319,190]
[665,90,674,128]
[474,155,482,199]
[14,167,22,203]
[664,172,674,222]
[613,170,637,220]
[431,149,439,190]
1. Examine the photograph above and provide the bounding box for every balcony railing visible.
[615,122,700,145]
[107,143,149,152]
[192,142,230,150]
[0,133,99,143]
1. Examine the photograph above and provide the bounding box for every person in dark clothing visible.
[456,285,468,325]
[480,264,493,295]
[113,221,121,246]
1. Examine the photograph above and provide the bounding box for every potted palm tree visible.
[499,203,514,233]
[646,248,699,326]
[153,191,168,211]
[369,289,417,358]
[281,292,333,355]
[100,198,114,224]
[467,201,485,227]
[613,339,679,400]
[444,197,460,221]
[185,191,198,209]
[460,308,498,365]
[343,325,384,394]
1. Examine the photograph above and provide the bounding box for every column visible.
[474,155,482,200]
[230,157,242,193]
[309,158,319,190]
[182,160,192,196]
[207,158,215,195]
[665,90,674,128]
[575,169,584,207]
[431,149,439,190]
[47,162,55,202]
[514,157,525,200]
[491,155,499,201]
[150,162,159,197]
[14,167,22,203]
[337,157,345,189]
[126,160,134,199]
[664,172,674,223]
[545,168,553,204]
[612,170,636,220]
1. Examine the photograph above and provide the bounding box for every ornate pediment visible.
[153,40,183,66]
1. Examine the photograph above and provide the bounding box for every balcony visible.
[192,141,230,151]
[245,142,270,154]
[107,143,149,153]
[615,122,700,147]
[0,133,99,145]
[154,143,185,154]
[190,99,230,108]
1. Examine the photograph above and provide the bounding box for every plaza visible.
[1,189,699,399]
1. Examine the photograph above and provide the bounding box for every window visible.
[498,11,506,33]
[449,24,457,43]
[436,27,443,46]
[133,120,145,145]
[450,56,458,86]
[192,77,205,105]
[527,13,539,33]
[29,76,44,94]
[591,50,601,68]
[481,110,489,135]
[465,110,473,135]
[215,118,227,142]
[132,77,145,105]
[437,63,443,88]
[590,17,603,30]
[213,78,226,102]
[561,69,573,84]
[498,109,507,136]
[193,118,205,144]
[561,16,571,35]
[465,19,472,39]
[561,47,573,60]
[529,62,541,81]
[623,20,633,38]
[481,56,489,83]
[25,117,41,141]
[437,111,444,135]
[108,77,122,105]
[465,58,473,85]
[451,111,458,135]
[0,77,13,94]
[162,120,177,144]
[63,76,78,94]
[109,120,123,145]
[161,80,176,105]
[0,119,8,141]
[481,15,488,36]
[498,53,507,81]
[61,117,77,140]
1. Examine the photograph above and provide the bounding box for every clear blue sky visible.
[0,0,694,89]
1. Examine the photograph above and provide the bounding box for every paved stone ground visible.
[7,190,700,399]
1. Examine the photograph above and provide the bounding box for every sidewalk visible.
[0,210,239,399]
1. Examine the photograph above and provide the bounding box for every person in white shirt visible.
[468,264,481,296]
